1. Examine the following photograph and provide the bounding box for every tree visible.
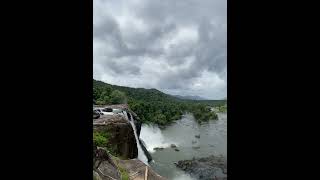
[93,79,219,124]
[110,90,127,104]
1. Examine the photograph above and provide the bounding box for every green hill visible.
[93,79,226,125]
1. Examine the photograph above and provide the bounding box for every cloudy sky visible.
[93,0,227,100]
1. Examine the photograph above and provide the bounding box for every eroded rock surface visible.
[94,115,138,159]
[175,155,227,180]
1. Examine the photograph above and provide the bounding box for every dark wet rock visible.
[93,110,100,119]
[135,117,142,137]
[195,135,200,138]
[102,107,113,112]
[209,144,215,147]
[175,155,227,180]
[174,148,180,151]
[154,147,164,151]
[139,139,153,162]
[127,109,142,137]
[192,140,197,144]
[170,144,177,148]
[192,146,200,150]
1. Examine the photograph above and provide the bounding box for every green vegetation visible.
[93,79,226,125]
[93,83,127,105]
[93,174,97,180]
[217,104,227,113]
[190,104,218,122]
[93,130,119,156]
[93,131,109,147]
[118,165,129,180]
[112,158,129,180]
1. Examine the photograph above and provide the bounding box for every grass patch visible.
[118,165,129,180]
[113,160,129,180]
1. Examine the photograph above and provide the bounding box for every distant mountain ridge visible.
[173,95,207,100]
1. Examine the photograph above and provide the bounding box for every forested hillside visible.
[93,79,226,125]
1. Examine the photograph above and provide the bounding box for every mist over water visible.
[140,125,178,153]
[139,113,227,179]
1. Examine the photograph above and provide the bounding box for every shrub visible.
[93,131,109,147]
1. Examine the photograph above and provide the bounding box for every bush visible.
[93,131,109,147]
[119,166,129,180]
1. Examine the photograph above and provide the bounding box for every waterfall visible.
[140,124,174,153]
[122,110,149,165]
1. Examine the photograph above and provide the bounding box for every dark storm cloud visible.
[93,0,227,99]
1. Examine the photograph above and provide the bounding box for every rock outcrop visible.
[93,104,162,179]
[175,155,227,180]
[116,158,167,180]
[93,110,100,119]
[94,114,138,159]
[139,139,153,162]
[93,146,121,180]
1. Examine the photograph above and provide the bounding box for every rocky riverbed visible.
[175,155,227,180]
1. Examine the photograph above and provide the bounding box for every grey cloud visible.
[106,60,141,75]
[93,0,227,99]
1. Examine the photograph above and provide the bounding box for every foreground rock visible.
[93,145,165,180]
[116,158,167,180]
[93,104,159,179]
[93,146,121,180]
[94,114,138,159]
[175,155,227,180]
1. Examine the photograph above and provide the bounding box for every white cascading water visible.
[122,111,149,165]
[140,124,175,153]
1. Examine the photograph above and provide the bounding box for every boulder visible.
[93,110,100,119]
[195,135,200,138]
[170,144,177,148]
[153,147,164,151]
[93,147,121,180]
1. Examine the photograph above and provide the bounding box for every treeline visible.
[93,79,225,125]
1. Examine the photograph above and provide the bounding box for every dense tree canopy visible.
[93,79,226,125]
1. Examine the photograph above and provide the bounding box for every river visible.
[140,112,227,179]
